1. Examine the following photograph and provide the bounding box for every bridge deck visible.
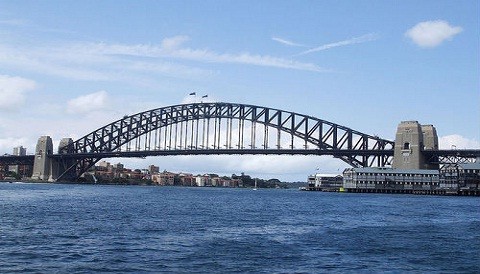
[2,149,479,166]
[49,149,394,159]
[0,155,35,165]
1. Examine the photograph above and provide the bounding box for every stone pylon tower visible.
[392,121,438,170]
[31,136,53,180]
[31,136,76,181]
[421,124,439,170]
[54,138,76,181]
[421,125,439,150]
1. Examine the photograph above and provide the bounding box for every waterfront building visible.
[113,163,124,171]
[229,178,242,187]
[211,177,219,186]
[152,171,175,185]
[178,173,195,186]
[13,146,26,156]
[97,161,110,169]
[127,169,143,180]
[9,146,31,178]
[195,175,210,187]
[438,164,459,193]
[342,167,440,194]
[148,165,159,174]
[221,178,232,187]
[307,173,343,191]
[440,160,480,195]
[94,169,114,180]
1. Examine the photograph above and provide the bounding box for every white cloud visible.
[405,20,463,48]
[272,36,307,47]
[67,90,109,114]
[297,33,378,56]
[0,74,36,110]
[439,134,480,149]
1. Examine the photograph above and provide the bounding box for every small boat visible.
[253,179,257,190]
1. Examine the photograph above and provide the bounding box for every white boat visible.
[253,179,257,190]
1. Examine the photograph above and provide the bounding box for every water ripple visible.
[1,183,479,273]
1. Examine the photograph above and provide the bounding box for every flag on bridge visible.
[189,92,196,96]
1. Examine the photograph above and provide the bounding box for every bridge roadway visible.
[0,155,35,165]
[423,149,480,158]
[49,148,394,159]
[2,149,479,165]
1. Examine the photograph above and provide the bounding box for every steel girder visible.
[0,155,34,165]
[424,149,480,165]
[59,102,395,179]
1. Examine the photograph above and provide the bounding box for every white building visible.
[13,146,26,156]
[307,173,343,191]
[343,167,439,194]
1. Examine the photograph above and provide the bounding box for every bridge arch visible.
[59,102,394,179]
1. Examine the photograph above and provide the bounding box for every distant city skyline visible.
[0,1,478,180]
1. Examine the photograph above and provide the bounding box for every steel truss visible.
[55,102,394,180]
[424,150,480,165]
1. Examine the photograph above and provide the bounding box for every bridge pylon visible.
[392,121,439,170]
[31,136,53,181]
[31,136,76,181]
[54,138,76,181]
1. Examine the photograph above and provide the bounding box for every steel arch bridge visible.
[53,102,395,180]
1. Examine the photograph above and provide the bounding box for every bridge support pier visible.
[392,121,439,170]
[31,136,53,181]
[55,138,77,181]
[31,136,75,182]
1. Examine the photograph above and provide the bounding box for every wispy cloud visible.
[89,36,325,72]
[272,36,307,47]
[296,33,379,56]
[0,35,326,85]
[0,19,26,26]
[0,42,213,84]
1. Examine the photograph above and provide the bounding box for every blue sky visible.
[0,1,478,180]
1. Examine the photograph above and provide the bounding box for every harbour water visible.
[1,182,479,273]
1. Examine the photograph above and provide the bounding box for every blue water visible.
[1,182,479,273]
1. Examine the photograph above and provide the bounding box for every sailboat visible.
[253,179,257,190]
